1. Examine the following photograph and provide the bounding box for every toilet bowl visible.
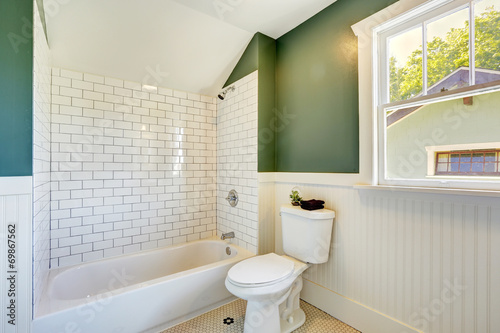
[225,204,336,333]
[225,254,310,333]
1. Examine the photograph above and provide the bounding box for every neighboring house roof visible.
[387,67,500,127]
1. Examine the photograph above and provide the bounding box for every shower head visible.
[217,85,235,100]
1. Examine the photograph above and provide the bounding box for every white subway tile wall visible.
[33,6,52,313]
[217,71,259,254]
[50,68,217,267]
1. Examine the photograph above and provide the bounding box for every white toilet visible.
[225,204,335,333]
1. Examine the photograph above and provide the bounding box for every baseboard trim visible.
[301,279,422,333]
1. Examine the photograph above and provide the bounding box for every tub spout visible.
[221,232,235,240]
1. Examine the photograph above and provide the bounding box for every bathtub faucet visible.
[221,232,235,240]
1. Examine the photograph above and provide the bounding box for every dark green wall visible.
[225,34,259,87]
[226,0,398,173]
[0,0,34,177]
[225,32,276,172]
[275,0,398,172]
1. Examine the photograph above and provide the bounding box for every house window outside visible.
[435,149,500,175]
[375,0,500,189]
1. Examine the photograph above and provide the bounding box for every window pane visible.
[485,162,496,172]
[438,153,449,162]
[427,7,470,93]
[472,153,484,162]
[472,163,484,172]
[388,26,423,102]
[460,153,472,161]
[460,163,472,172]
[450,154,460,162]
[437,163,448,172]
[485,152,496,161]
[475,0,500,84]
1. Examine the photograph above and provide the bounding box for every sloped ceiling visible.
[44,0,336,96]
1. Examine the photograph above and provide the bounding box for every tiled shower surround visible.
[216,72,258,253]
[50,68,217,267]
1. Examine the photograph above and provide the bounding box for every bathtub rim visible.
[36,237,254,318]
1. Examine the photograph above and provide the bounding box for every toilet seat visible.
[227,253,295,288]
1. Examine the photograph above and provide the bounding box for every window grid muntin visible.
[435,149,500,175]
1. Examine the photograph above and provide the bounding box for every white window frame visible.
[352,0,500,192]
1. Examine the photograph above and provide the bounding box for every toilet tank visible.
[280,204,335,264]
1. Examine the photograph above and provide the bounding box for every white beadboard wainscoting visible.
[0,177,32,333]
[258,180,275,255]
[273,181,500,333]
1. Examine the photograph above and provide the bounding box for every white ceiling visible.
[44,0,337,96]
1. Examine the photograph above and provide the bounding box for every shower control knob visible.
[225,189,238,207]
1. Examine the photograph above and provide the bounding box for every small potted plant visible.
[289,188,302,206]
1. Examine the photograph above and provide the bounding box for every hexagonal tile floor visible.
[160,299,360,332]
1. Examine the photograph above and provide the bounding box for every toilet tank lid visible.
[280,204,335,219]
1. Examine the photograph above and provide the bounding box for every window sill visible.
[354,184,500,197]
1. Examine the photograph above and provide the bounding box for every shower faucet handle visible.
[225,189,238,207]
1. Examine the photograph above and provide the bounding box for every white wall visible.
[33,2,52,315]
[49,68,217,267]
[216,71,259,253]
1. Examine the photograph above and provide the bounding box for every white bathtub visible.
[33,239,253,333]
